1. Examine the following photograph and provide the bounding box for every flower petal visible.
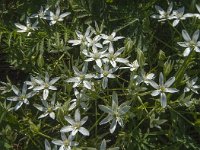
[60,12,71,18]
[160,93,167,108]
[164,77,175,87]
[99,115,113,125]
[110,119,117,133]
[102,77,108,89]
[183,47,191,57]
[165,88,179,93]
[14,102,23,111]
[43,89,49,100]
[99,105,112,114]
[50,77,60,85]
[192,30,199,42]
[182,30,191,42]
[60,126,74,133]
[80,116,88,125]
[75,109,80,122]
[64,116,75,125]
[151,90,160,96]
[79,127,89,136]
[149,80,159,89]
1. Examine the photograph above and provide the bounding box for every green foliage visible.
[1,0,200,149]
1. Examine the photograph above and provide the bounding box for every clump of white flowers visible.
[151,2,199,27]
[6,2,200,149]
[15,5,70,36]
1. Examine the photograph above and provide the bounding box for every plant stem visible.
[137,96,148,114]
[38,132,53,140]
[168,106,194,126]
[174,50,195,87]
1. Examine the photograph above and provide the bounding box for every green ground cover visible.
[1,0,200,149]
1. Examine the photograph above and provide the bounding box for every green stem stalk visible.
[174,50,195,87]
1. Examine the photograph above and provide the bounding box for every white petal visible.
[196,4,200,13]
[146,73,155,80]
[64,116,75,125]
[12,85,20,95]
[60,12,71,18]
[7,96,18,101]
[192,30,199,42]
[151,90,160,96]
[182,30,191,42]
[56,7,60,16]
[34,85,45,91]
[52,140,63,146]
[165,88,179,93]
[100,139,107,150]
[183,47,191,57]
[71,129,78,136]
[49,112,55,119]
[164,77,175,87]
[60,126,74,133]
[116,58,129,64]
[172,19,179,27]
[38,113,49,119]
[99,115,113,125]
[102,77,108,89]
[75,109,80,122]
[167,2,173,14]
[155,5,165,15]
[112,92,118,107]
[110,60,116,67]
[49,86,57,90]
[99,105,112,114]
[68,40,81,46]
[50,77,60,85]
[95,43,103,48]
[15,23,27,30]
[34,78,44,84]
[113,36,124,41]
[80,116,88,125]
[66,77,80,83]
[96,59,102,67]
[69,102,76,111]
[45,139,51,150]
[33,104,45,111]
[14,102,23,111]
[177,42,188,47]
[110,119,117,133]
[159,72,164,86]
[79,127,89,136]
[194,47,200,52]
[43,89,49,100]
[184,87,190,93]
[160,93,167,108]
[50,20,57,26]
[149,80,159,89]
[83,80,92,89]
